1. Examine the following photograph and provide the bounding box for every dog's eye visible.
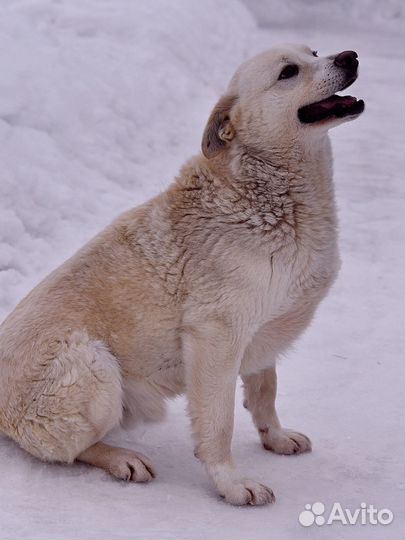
[278,64,299,80]
[312,50,318,57]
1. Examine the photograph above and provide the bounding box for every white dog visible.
[0,44,364,505]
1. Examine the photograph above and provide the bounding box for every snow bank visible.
[0,0,255,320]
[243,0,403,29]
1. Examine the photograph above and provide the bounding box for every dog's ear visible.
[201,94,237,159]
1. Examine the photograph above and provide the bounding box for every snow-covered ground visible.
[0,1,403,539]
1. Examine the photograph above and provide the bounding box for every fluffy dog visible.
[0,44,364,505]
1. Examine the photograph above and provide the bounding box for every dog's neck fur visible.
[171,137,337,256]
[194,135,333,211]
[230,135,333,190]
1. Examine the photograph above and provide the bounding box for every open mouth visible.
[298,82,365,124]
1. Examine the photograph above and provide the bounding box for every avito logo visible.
[298,502,394,527]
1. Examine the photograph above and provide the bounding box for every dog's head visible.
[202,44,364,159]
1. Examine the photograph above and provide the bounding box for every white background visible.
[0,1,403,538]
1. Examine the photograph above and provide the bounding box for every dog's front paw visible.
[209,463,275,506]
[260,428,312,455]
[222,478,275,506]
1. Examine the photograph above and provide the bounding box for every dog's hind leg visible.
[77,441,155,482]
[6,330,155,481]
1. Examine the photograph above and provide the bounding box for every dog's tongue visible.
[317,95,357,109]
[298,93,364,123]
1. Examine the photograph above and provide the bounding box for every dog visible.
[0,44,364,505]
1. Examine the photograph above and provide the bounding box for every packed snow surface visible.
[0,1,403,539]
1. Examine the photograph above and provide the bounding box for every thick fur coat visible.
[0,44,363,505]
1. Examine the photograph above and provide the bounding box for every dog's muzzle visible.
[298,50,364,124]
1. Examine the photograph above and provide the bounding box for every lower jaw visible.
[298,98,365,124]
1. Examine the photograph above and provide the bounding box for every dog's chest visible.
[237,234,339,375]
[240,225,339,324]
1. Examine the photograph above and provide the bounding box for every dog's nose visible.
[334,50,358,71]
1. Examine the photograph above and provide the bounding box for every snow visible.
[244,0,404,29]
[0,1,403,539]
[0,0,254,318]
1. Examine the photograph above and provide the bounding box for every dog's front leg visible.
[243,366,312,455]
[183,322,275,506]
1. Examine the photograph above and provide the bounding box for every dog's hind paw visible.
[78,442,156,483]
[107,449,156,482]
